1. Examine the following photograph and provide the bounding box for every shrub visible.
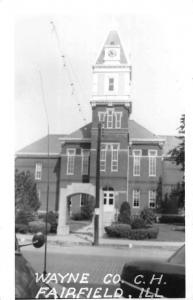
[28,221,51,234]
[131,217,147,229]
[71,212,85,221]
[43,211,58,233]
[15,210,35,225]
[105,224,159,240]
[81,196,95,220]
[15,223,29,234]
[159,215,185,225]
[140,208,156,225]
[105,224,131,238]
[128,226,159,240]
[118,201,131,224]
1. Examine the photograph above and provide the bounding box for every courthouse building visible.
[15,31,183,236]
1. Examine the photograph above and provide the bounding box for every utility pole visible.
[93,122,102,246]
[38,70,50,277]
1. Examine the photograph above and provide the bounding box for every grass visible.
[152,223,185,242]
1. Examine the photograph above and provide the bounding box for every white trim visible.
[67,148,76,175]
[16,152,59,156]
[100,146,107,172]
[130,138,165,142]
[133,190,140,208]
[35,163,42,180]
[114,111,122,129]
[133,149,142,177]
[111,143,119,172]
[148,149,157,177]
[149,190,156,209]
[81,149,90,175]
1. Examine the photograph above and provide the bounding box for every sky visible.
[15,6,192,151]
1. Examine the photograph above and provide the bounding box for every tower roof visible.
[96,31,128,65]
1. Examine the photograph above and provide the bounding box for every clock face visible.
[108,49,117,58]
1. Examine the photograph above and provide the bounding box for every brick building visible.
[15,31,183,236]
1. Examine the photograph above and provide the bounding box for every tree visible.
[169,114,185,171]
[118,201,131,224]
[168,114,185,208]
[15,169,40,212]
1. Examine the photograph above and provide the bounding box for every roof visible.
[16,134,68,156]
[158,135,181,155]
[16,120,160,156]
[96,31,128,65]
[129,120,157,140]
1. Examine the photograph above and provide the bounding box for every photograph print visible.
[15,10,186,299]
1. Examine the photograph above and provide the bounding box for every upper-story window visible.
[35,163,42,180]
[109,78,114,91]
[100,144,107,172]
[67,149,76,175]
[133,150,141,176]
[148,150,157,176]
[115,112,122,128]
[98,109,122,129]
[133,189,140,208]
[100,143,119,172]
[105,74,118,94]
[107,109,113,128]
[82,149,90,175]
[111,144,119,172]
[149,190,156,208]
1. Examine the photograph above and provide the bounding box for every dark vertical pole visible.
[43,131,49,277]
[39,69,49,278]
[94,122,101,246]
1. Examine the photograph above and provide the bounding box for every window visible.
[115,112,122,129]
[149,190,156,208]
[67,149,75,175]
[107,109,113,129]
[82,149,90,175]
[148,150,157,176]
[98,112,106,128]
[111,144,119,172]
[133,150,141,176]
[98,109,122,129]
[35,163,42,180]
[109,78,114,91]
[105,74,118,94]
[100,144,107,171]
[103,187,114,211]
[37,189,41,201]
[133,190,140,208]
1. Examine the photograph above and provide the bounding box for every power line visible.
[50,20,87,124]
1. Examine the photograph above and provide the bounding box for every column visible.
[57,188,70,235]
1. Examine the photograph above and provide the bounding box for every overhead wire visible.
[50,21,87,124]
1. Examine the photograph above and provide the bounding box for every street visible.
[22,243,175,298]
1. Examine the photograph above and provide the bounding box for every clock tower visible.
[90,30,132,226]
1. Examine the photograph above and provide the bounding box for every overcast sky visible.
[15,9,192,151]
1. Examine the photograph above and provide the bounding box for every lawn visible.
[153,223,185,242]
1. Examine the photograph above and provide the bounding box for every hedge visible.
[128,226,159,240]
[105,224,159,240]
[28,221,51,234]
[105,224,131,238]
[159,215,185,225]
[15,223,29,234]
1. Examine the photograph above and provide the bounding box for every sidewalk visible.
[17,232,184,250]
